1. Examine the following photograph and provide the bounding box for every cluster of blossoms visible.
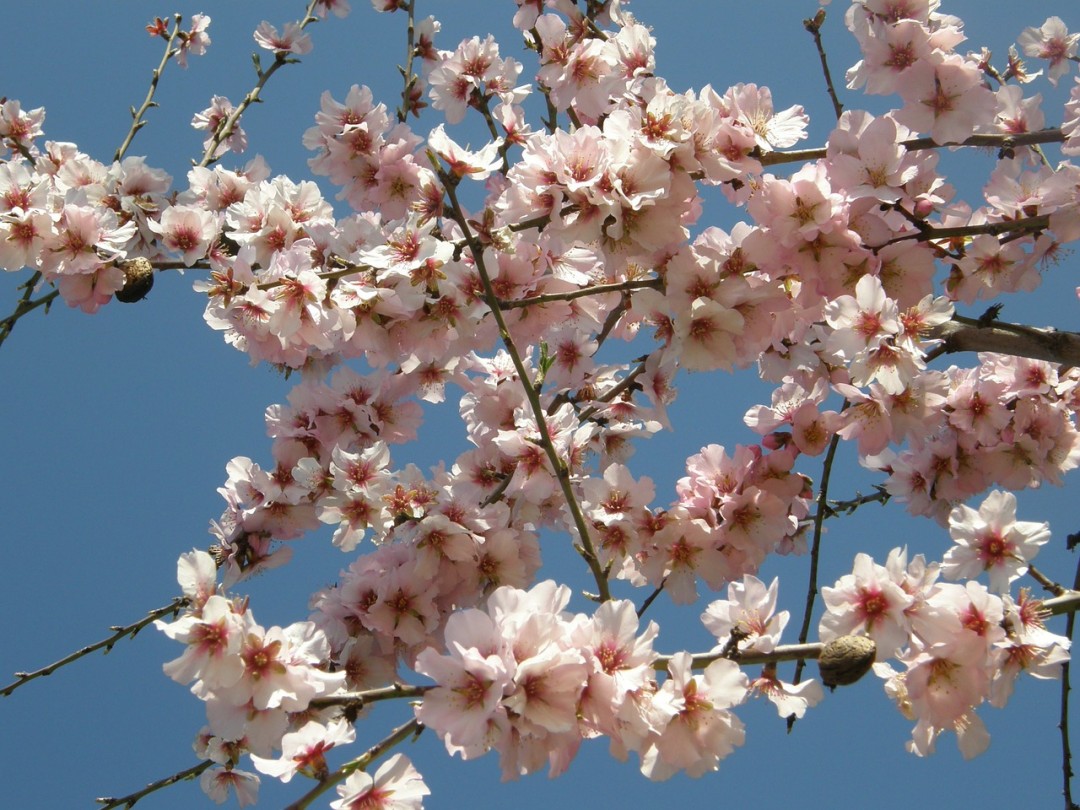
[10,0,1080,807]
[819,489,1067,757]
[160,549,823,798]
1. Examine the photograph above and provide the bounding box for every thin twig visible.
[871,213,1050,250]
[497,277,661,310]
[803,9,843,120]
[96,760,212,809]
[789,408,847,730]
[647,588,1080,674]
[813,485,890,520]
[395,0,418,124]
[308,683,429,710]
[653,642,826,671]
[115,14,184,162]
[436,165,610,602]
[198,0,321,167]
[0,273,57,350]
[1061,559,1080,810]
[636,581,666,619]
[1,597,189,696]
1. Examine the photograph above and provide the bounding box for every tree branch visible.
[198,0,322,167]
[1,597,189,697]
[758,128,1066,167]
[436,165,611,603]
[0,272,58,350]
[803,9,843,120]
[96,760,212,809]
[927,313,1080,367]
[114,14,184,162]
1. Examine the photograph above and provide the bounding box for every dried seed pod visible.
[817,634,876,690]
[115,256,154,303]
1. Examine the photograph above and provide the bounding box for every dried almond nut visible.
[818,634,876,690]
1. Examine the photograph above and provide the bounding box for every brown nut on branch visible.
[817,635,876,690]
[115,257,154,303]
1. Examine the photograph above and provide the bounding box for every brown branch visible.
[497,277,661,310]
[649,587,1080,673]
[198,0,322,167]
[96,760,212,809]
[395,0,418,124]
[436,164,610,602]
[1061,560,1080,810]
[654,642,825,671]
[790,411,846,705]
[872,213,1050,250]
[1,597,189,697]
[0,273,58,350]
[803,9,843,120]
[115,14,184,162]
[308,683,429,710]
[927,314,1080,367]
[759,128,1066,167]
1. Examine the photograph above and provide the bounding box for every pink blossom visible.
[415,610,513,750]
[156,594,249,690]
[213,619,345,711]
[1018,16,1079,86]
[176,14,212,69]
[149,204,218,266]
[943,489,1050,592]
[192,96,247,159]
[820,551,914,658]
[199,765,259,807]
[0,99,45,152]
[253,21,313,55]
[749,667,824,718]
[724,83,808,151]
[895,55,997,144]
[702,575,788,655]
[639,652,747,780]
[427,125,502,180]
[330,754,429,810]
[249,718,355,782]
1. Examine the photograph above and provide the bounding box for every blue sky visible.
[2,1,1080,808]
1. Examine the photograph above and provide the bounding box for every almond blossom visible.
[329,754,429,810]
[942,489,1051,592]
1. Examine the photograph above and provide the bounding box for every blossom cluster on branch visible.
[6,0,1080,807]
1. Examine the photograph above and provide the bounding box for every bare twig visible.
[497,277,661,310]
[1060,560,1080,810]
[115,14,184,162]
[789,407,847,730]
[872,213,1050,251]
[198,0,322,167]
[309,683,429,710]
[815,485,891,520]
[1,597,189,696]
[96,760,212,809]
[394,0,419,124]
[436,165,610,602]
[0,272,58,350]
[803,9,843,120]
[654,642,826,671]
